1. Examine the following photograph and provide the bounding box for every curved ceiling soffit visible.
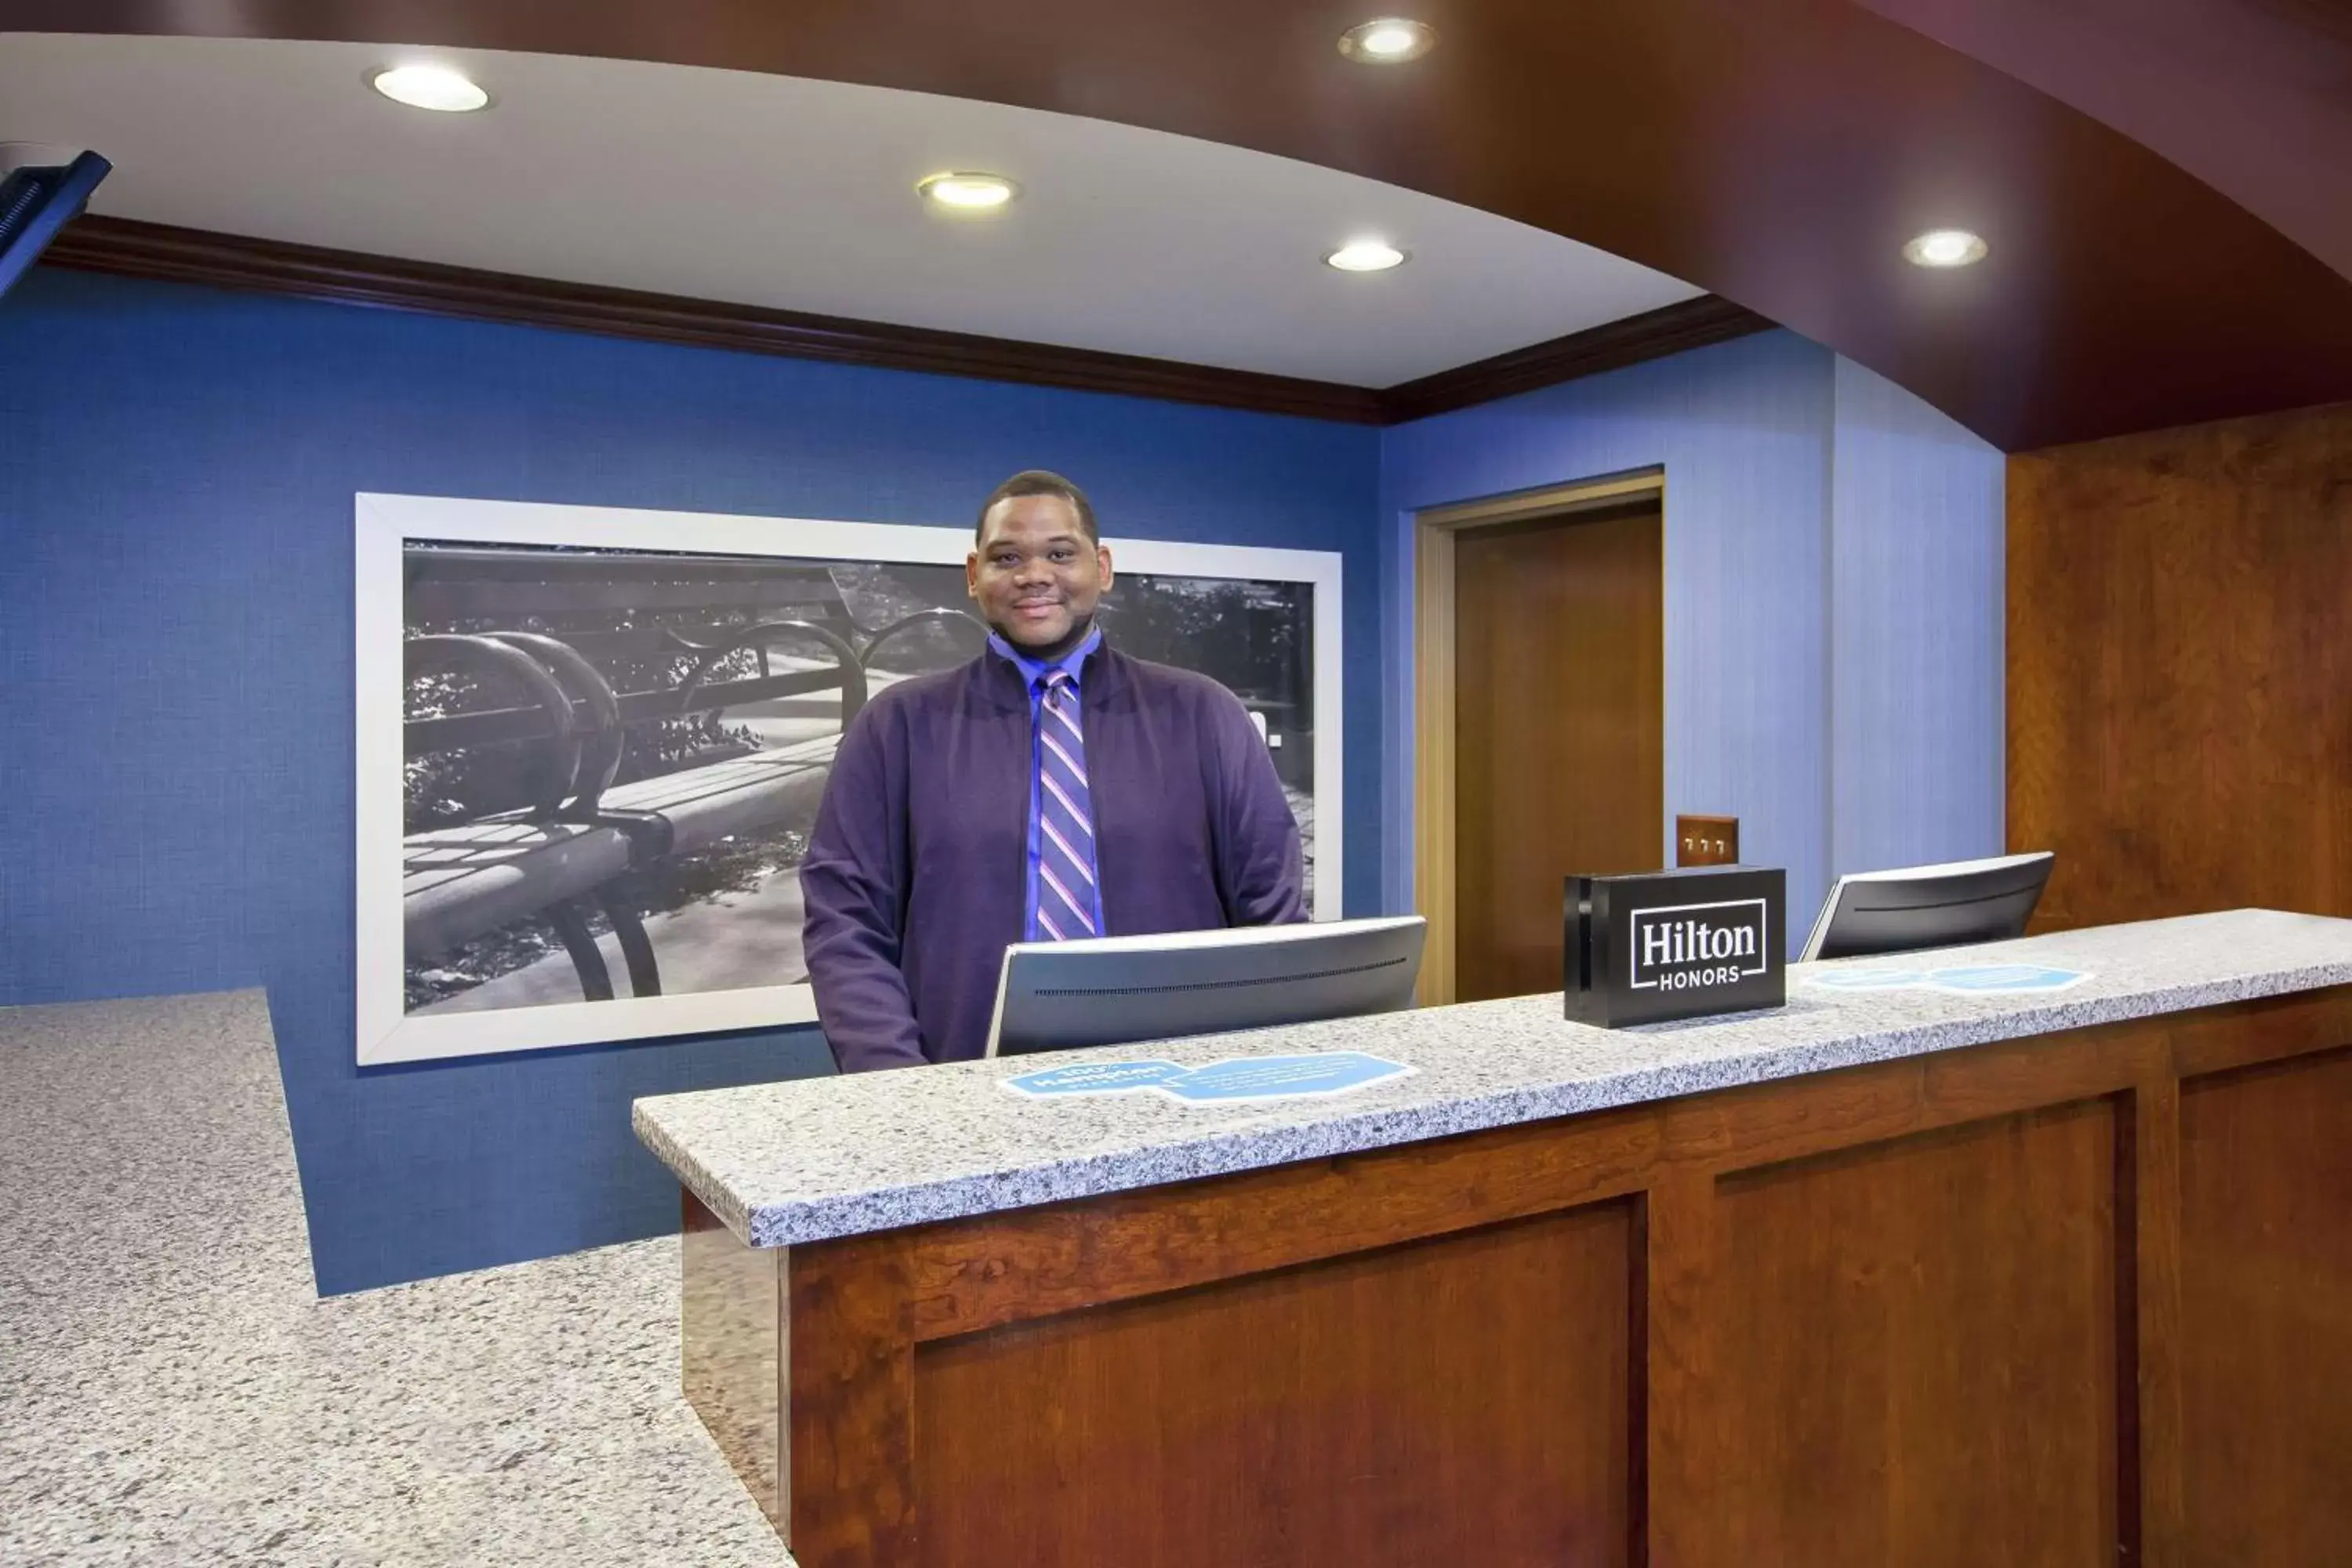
[1855,0,2352,289]
[6,0,2352,452]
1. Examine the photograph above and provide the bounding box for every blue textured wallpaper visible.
[1379,331,1841,937]
[1828,358,2005,878]
[0,268,1381,1292]
[1374,332,2004,946]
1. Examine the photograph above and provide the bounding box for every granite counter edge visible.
[631,1099,758,1243]
[639,960,2352,1250]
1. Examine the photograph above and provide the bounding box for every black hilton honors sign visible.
[1564,865,1787,1027]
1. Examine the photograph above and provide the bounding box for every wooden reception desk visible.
[634,910,2352,1568]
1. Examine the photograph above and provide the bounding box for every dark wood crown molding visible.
[38,215,1770,425]
[1380,297,1776,423]
[39,216,1385,423]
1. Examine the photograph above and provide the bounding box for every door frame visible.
[1413,466,1666,1004]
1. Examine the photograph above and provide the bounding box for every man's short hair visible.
[975,470,1098,544]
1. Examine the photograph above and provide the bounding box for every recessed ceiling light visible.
[1339,17,1438,63]
[917,172,1020,211]
[1903,228,1987,268]
[368,64,491,114]
[1325,239,1408,272]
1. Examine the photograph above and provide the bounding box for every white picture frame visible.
[355,493,1343,1065]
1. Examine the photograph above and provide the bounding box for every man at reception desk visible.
[800,470,1305,1072]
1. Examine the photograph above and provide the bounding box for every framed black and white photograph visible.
[355,494,1342,1065]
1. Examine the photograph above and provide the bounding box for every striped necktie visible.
[1032,669,1098,942]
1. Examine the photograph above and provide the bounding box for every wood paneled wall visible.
[2009,401,2352,931]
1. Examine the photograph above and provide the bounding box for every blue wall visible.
[1377,331,2003,943]
[0,268,1381,1293]
[1381,331,1842,931]
[1828,358,2005,878]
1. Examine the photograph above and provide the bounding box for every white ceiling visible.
[0,32,1703,387]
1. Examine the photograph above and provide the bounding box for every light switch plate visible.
[1676,813,1740,867]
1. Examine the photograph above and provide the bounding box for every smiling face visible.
[967,492,1113,655]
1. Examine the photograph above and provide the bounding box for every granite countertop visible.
[0,992,794,1568]
[635,908,2352,1250]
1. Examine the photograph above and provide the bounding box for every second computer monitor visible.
[1800,851,2055,963]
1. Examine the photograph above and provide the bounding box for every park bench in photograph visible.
[398,545,982,1007]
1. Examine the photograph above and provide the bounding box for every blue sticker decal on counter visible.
[1803,964,2090,996]
[1803,967,1930,992]
[1158,1054,1414,1102]
[1001,1060,1187,1097]
[1926,964,2092,993]
[1003,1051,1414,1105]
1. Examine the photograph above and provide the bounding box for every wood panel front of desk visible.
[681,992,2352,1568]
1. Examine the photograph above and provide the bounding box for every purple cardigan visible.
[800,643,1305,1071]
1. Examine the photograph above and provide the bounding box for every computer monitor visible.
[984,916,1427,1058]
[1799,851,2055,962]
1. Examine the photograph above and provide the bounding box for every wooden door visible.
[1454,503,1664,1001]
